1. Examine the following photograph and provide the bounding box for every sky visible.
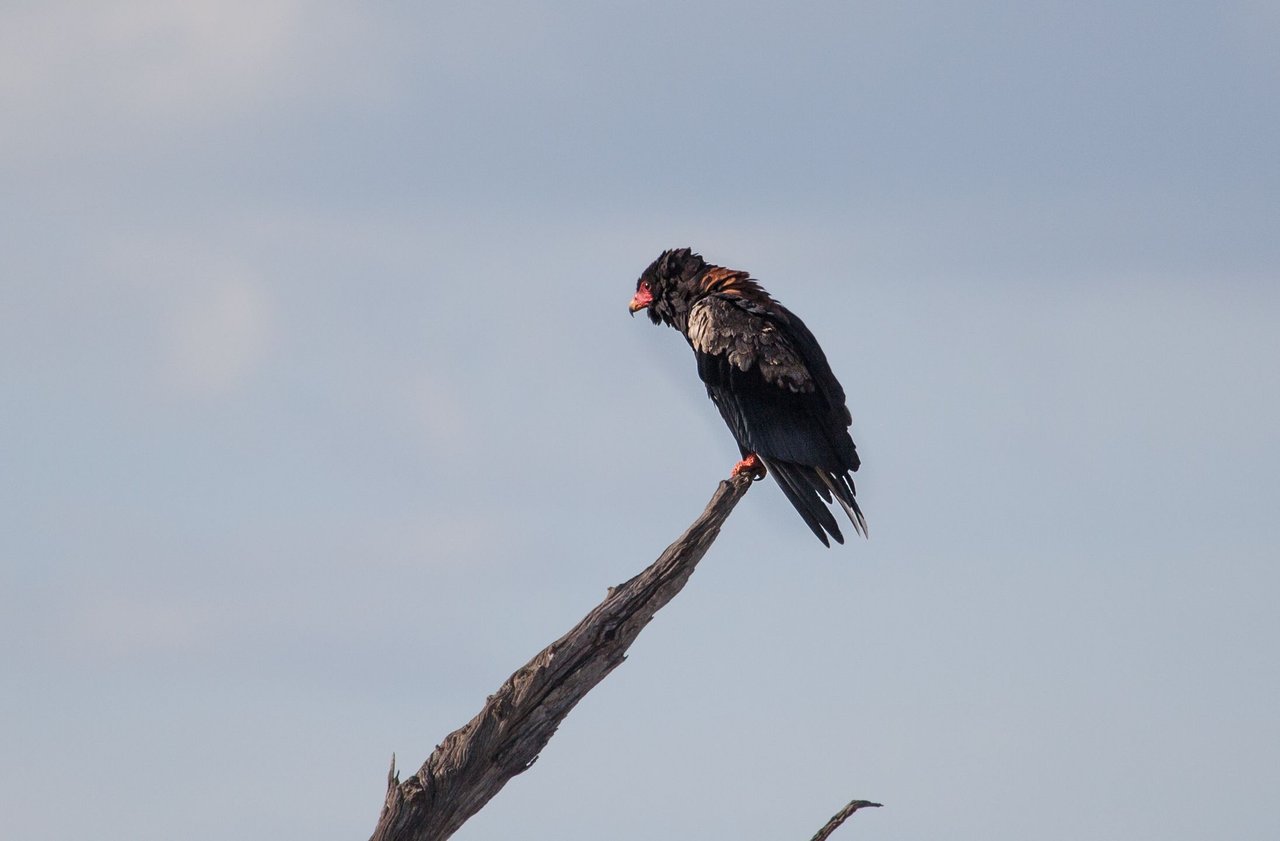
[2,2,1278,839]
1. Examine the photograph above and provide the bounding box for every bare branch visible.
[368,474,755,841]
[808,799,882,841]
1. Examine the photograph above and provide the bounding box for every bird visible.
[629,247,866,546]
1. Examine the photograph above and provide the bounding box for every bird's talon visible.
[731,453,767,481]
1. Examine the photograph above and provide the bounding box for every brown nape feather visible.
[698,266,775,307]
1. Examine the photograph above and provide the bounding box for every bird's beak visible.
[628,287,654,315]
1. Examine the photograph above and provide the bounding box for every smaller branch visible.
[808,799,882,841]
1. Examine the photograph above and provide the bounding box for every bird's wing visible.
[688,294,857,470]
[688,294,865,544]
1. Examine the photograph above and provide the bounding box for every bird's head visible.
[628,248,707,328]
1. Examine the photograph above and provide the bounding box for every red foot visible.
[731,453,767,481]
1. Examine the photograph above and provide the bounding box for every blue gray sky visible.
[3,3,1278,839]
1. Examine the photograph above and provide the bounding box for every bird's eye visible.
[639,280,651,293]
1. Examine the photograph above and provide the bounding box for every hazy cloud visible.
[162,273,270,397]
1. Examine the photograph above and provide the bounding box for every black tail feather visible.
[761,458,846,546]
[816,468,868,539]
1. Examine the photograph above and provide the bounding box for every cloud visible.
[2,2,302,111]
[93,231,273,397]
[163,272,270,397]
[0,0,368,162]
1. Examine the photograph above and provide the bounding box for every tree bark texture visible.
[368,474,755,841]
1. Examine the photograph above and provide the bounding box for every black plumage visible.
[629,248,866,546]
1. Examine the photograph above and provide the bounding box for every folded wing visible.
[688,294,865,545]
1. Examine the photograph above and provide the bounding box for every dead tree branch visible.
[808,799,882,841]
[368,473,755,841]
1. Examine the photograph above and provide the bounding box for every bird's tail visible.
[816,468,868,539]
[761,458,867,547]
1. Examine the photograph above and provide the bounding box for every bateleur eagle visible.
[629,248,866,546]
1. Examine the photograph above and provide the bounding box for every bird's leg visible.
[731,452,767,481]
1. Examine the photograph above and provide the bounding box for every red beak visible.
[628,287,654,314]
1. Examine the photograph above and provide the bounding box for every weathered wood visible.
[368,474,755,841]
[808,798,882,841]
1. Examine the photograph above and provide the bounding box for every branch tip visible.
[808,798,882,841]
[385,754,398,791]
